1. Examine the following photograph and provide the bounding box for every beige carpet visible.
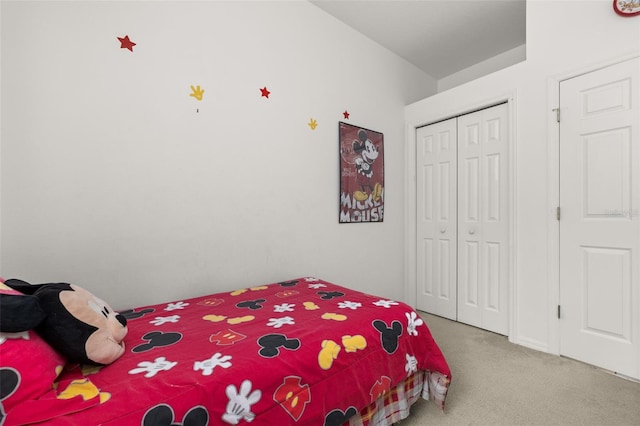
[399,313,640,426]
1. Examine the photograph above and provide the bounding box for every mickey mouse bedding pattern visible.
[2,277,451,425]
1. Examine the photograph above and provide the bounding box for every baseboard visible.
[512,336,549,354]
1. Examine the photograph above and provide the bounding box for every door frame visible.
[546,53,640,356]
[404,90,518,342]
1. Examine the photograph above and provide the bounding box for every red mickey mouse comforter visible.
[45,277,451,425]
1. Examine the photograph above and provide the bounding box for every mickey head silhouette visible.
[324,406,358,426]
[119,307,155,320]
[132,331,183,353]
[235,299,266,310]
[373,319,403,354]
[142,404,208,426]
[317,291,345,300]
[258,334,301,358]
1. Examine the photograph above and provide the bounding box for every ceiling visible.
[309,0,526,80]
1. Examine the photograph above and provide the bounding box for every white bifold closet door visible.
[416,103,509,335]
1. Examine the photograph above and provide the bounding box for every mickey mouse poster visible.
[339,122,384,223]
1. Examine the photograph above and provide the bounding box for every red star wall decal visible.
[260,87,270,98]
[343,110,350,119]
[117,35,136,52]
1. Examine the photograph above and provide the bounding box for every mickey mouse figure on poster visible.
[352,129,382,202]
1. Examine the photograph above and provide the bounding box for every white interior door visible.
[559,57,640,380]
[416,103,510,335]
[416,118,458,320]
[457,105,510,335]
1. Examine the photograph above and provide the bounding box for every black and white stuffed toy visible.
[0,279,128,365]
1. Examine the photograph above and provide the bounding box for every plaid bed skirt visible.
[345,370,450,426]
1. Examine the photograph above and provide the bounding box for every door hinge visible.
[557,305,561,319]
[556,206,561,221]
[553,107,560,123]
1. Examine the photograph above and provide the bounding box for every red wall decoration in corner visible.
[613,1,640,16]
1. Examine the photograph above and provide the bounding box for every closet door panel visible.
[457,104,509,334]
[416,119,458,319]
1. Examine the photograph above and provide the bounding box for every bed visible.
[1,277,451,425]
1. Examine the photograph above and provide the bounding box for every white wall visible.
[405,0,640,353]
[0,0,437,309]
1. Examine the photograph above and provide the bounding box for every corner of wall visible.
[437,44,526,93]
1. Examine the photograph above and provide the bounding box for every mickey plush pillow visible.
[1,279,128,365]
[0,279,128,424]
[0,282,66,423]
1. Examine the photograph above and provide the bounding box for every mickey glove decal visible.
[405,353,418,376]
[373,299,399,308]
[267,316,295,329]
[164,301,189,311]
[222,380,262,424]
[338,301,362,310]
[129,357,178,378]
[193,353,232,376]
[405,311,424,336]
[150,315,180,326]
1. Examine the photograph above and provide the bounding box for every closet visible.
[415,103,509,335]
